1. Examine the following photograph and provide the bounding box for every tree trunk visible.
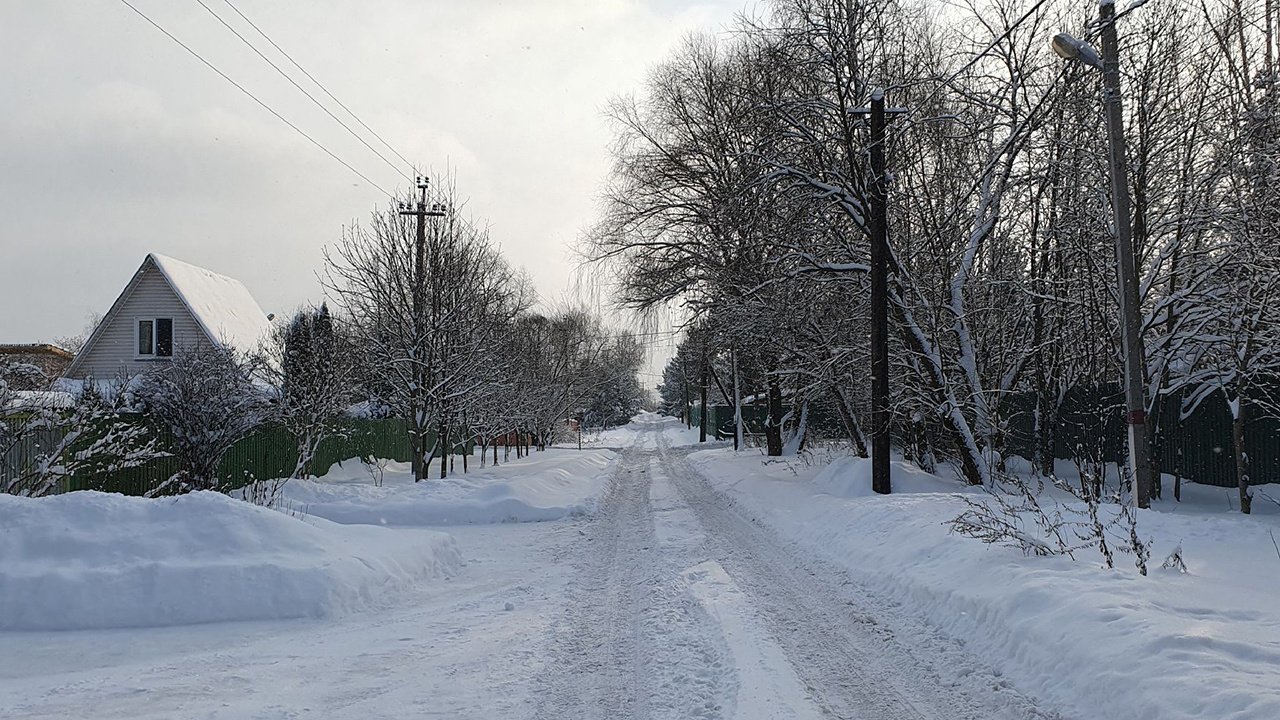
[1033,384,1057,477]
[1148,394,1163,499]
[732,347,744,451]
[410,410,430,482]
[1234,397,1251,514]
[765,374,783,457]
[439,421,449,479]
[891,294,987,485]
[830,385,868,457]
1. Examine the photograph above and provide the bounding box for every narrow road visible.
[534,416,1058,720]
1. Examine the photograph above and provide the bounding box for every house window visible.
[137,318,173,358]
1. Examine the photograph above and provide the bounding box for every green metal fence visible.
[1002,384,1280,488]
[688,402,843,442]
[691,386,1277,488]
[57,418,417,495]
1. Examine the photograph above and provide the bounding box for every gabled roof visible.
[148,253,272,352]
[65,254,272,376]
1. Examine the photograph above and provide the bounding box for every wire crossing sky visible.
[0,0,743,350]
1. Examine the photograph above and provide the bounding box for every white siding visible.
[67,266,209,379]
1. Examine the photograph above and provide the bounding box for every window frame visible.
[135,317,175,360]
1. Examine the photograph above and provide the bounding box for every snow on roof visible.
[149,253,272,353]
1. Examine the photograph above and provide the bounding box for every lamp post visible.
[1051,1,1154,508]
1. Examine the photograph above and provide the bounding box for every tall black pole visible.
[868,91,891,495]
[699,344,709,443]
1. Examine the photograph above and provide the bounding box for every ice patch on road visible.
[0,491,459,631]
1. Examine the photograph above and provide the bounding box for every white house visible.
[63,254,273,380]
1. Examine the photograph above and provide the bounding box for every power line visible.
[117,0,394,198]
[194,0,414,183]
[218,0,418,174]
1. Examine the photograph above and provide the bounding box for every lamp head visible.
[1051,32,1104,70]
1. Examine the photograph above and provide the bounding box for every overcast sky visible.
[0,0,747,383]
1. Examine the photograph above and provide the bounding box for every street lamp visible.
[1051,2,1154,509]
[1050,32,1103,70]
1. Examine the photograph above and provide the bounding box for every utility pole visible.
[1098,0,1153,509]
[852,91,906,495]
[699,342,709,443]
[398,175,446,481]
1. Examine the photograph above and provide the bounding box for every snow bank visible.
[688,448,1280,720]
[0,491,459,631]
[810,453,964,497]
[275,448,616,526]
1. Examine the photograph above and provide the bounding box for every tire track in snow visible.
[655,429,1061,720]
[532,429,735,720]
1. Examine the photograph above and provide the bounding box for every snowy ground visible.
[3,415,1277,718]
[573,412,706,450]
[687,446,1280,720]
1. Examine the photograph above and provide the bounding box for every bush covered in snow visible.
[135,346,264,494]
[2,369,160,497]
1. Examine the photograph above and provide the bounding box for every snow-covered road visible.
[1,416,1059,719]
[531,415,1054,720]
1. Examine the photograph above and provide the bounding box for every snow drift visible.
[0,491,460,631]
[688,448,1280,720]
[275,448,616,526]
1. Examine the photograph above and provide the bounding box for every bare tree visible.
[326,176,530,479]
[135,346,264,494]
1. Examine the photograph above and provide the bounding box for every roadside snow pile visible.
[0,491,459,631]
[688,448,1280,720]
[276,448,616,526]
[810,454,962,497]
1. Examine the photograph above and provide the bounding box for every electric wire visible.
[218,0,418,175]
[193,0,414,184]
[117,0,395,198]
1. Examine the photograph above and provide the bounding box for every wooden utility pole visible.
[398,175,446,481]
[852,91,905,495]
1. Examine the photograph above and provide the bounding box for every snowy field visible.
[2,416,1278,719]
